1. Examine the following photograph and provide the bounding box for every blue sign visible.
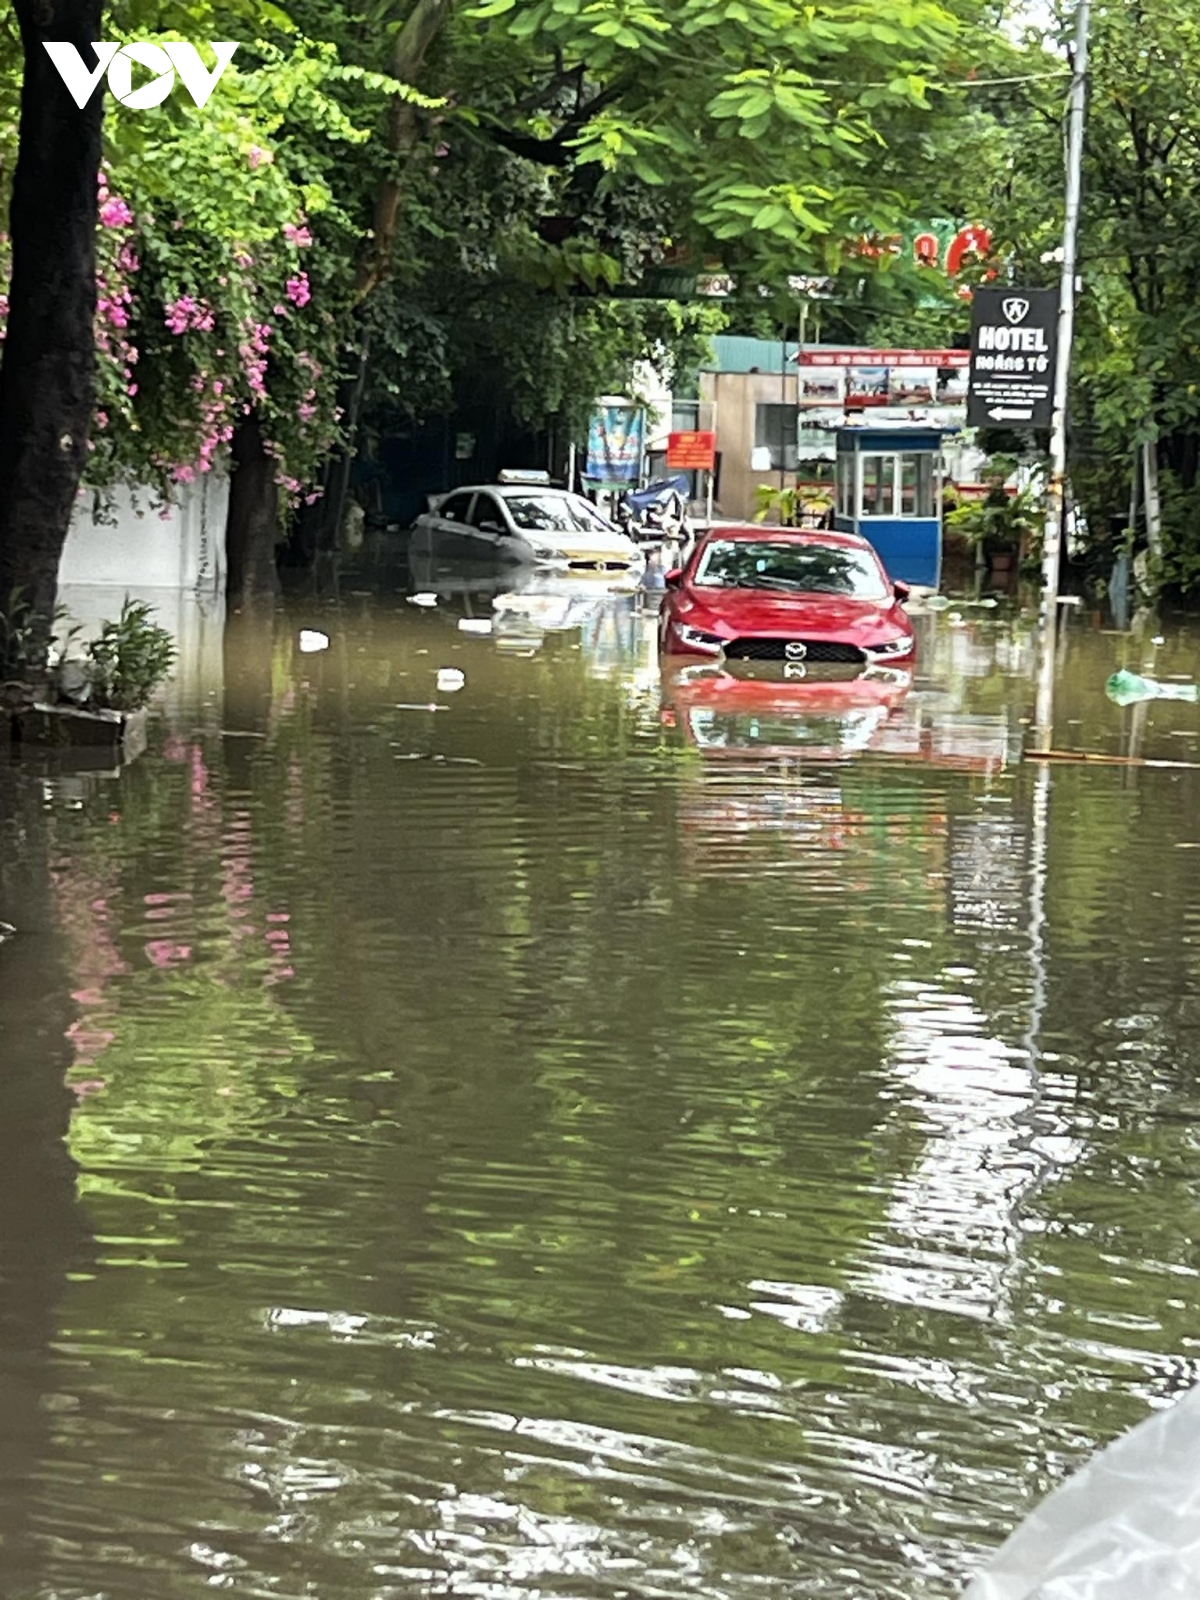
[586,405,645,485]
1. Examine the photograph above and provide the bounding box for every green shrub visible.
[84,600,177,712]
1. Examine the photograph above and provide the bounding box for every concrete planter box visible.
[10,703,149,765]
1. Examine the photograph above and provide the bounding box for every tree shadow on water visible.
[0,760,96,1592]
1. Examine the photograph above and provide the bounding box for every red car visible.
[659,526,915,665]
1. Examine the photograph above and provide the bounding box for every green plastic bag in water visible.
[1106,669,1200,707]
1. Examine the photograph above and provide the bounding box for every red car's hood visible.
[679,587,905,640]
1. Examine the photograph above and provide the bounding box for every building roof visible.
[702,336,801,375]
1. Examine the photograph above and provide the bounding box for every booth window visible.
[755,404,799,470]
[836,454,855,518]
[899,453,935,516]
[860,454,894,515]
[858,450,936,517]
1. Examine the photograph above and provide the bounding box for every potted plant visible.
[754,484,834,528]
[10,598,176,762]
[945,458,1042,575]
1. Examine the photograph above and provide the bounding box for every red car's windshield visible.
[693,539,888,599]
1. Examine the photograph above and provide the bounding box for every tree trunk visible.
[355,0,455,301]
[289,332,371,571]
[317,333,371,555]
[0,2,105,676]
[287,0,452,579]
[225,412,281,609]
[1143,438,1163,563]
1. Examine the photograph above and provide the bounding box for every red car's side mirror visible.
[893,581,911,602]
[664,568,684,589]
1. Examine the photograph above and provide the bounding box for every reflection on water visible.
[4,584,1200,1598]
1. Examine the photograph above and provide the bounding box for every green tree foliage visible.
[982,1,1200,592]
[286,0,1012,485]
[0,0,1022,537]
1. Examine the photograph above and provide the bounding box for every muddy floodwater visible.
[3,585,1200,1600]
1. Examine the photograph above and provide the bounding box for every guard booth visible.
[833,426,949,589]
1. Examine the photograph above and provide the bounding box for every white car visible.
[411,475,645,575]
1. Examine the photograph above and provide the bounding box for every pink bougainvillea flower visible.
[99,197,134,229]
[247,145,273,170]
[285,273,311,308]
[70,1078,108,1100]
[145,940,193,968]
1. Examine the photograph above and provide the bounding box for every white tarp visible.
[964,1386,1200,1599]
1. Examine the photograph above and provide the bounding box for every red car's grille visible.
[723,638,866,664]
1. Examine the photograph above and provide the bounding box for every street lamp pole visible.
[1041,0,1092,617]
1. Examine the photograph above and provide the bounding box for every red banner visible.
[667,430,716,470]
[795,349,971,369]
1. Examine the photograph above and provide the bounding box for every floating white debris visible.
[298,630,330,654]
[458,618,493,635]
[0,921,14,944]
[436,668,466,693]
[1152,635,1166,646]
[408,592,439,608]
[266,1306,368,1337]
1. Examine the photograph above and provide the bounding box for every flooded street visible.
[4,586,1200,1599]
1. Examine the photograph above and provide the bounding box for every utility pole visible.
[1040,0,1092,616]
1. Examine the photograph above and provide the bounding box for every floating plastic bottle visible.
[1106,669,1199,707]
[964,1381,1200,1598]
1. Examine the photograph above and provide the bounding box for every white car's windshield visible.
[694,540,888,599]
[504,494,616,534]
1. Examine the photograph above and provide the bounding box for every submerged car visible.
[664,661,914,760]
[659,526,914,665]
[406,545,644,658]
[412,473,644,576]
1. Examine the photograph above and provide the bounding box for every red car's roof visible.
[696,525,874,551]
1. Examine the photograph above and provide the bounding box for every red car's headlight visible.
[674,624,724,652]
[865,636,914,659]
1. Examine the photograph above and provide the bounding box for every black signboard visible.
[967,287,1059,428]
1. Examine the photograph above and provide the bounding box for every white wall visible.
[54,584,227,722]
[59,472,228,595]
[55,473,230,721]
[632,361,675,455]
